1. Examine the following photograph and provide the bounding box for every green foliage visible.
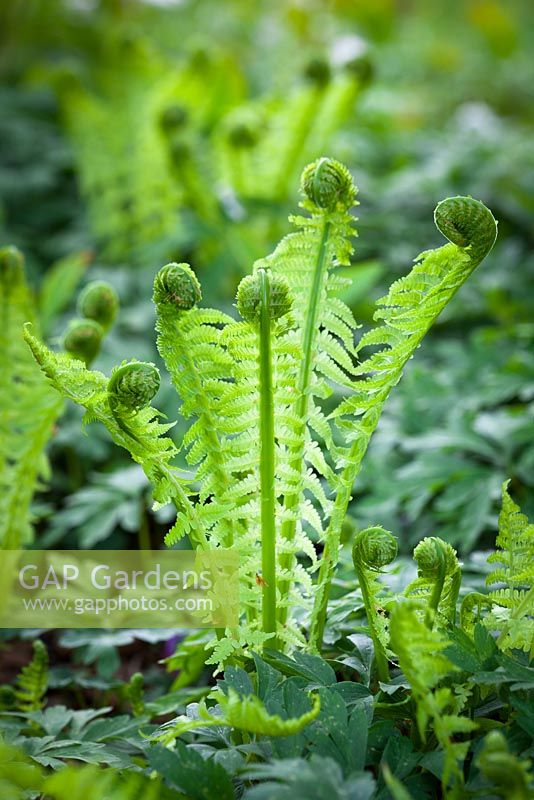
[152,686,320,743]
[26,162,500,665]
[44,763,164,800]
[389,600,476,794]
[404,536,461,626]
[125,672,145,718]
[14,640,49,713]
[351,526,397,683]
[476,731,533,800]
[0,246,63,548]
[483,480,534,655]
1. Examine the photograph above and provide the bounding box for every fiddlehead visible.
[236,270,293,323]
[405,536,461,627]
[352,526,397,683]
[25,325,206,550]
[107,361,160,443]
[301,156,356,212]
[309,194,497,651]
[434,195,498,265]
[63,319,104,366]
[153,262,201,310]
[77,280,119,332]
[237,269,292,642]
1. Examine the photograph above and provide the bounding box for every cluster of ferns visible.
[24,156,508,665]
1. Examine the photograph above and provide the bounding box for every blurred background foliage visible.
[0,0,532,558]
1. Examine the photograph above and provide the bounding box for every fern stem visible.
[357,570,390,684]
[277,219,331,627]
[426,555,447,629]
[158,463,209,551]
[258,269,277,640]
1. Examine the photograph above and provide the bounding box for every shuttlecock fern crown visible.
[25,157,498,664]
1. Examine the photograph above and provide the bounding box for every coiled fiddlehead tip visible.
[303,56,331,85]
[301,157,356,212]
[352,526,398,571]
[236,270,292,324]
[153,263,201,311]
[344,53,374,86]
[159,104,188,134]
[434,195,497,265]
[0,245,24,280]
[108,361,160,413]
[77,280,119,332]
[63,319,103,365]
[413,537,458,578]
[226,111,261,149]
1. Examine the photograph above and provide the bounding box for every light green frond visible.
[0,247,63,549]
[151,688,320,744]
[484,481,534,654]
[310,195,497,650]
[389,600,476,791]
[24,326,207,550]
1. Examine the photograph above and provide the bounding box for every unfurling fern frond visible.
[404,537,461,628]
[154,262,235,547]
[255,158,359,628]
[389,601,476,794]
[220,60,368,204]
[151,688,320,744]
[23,326,207,550]
[124,672,145,718]
[310,195,498,650]
[0,247,63,549]
[14,640,49,712]
[352,526,397,683]
[483,481,534,655]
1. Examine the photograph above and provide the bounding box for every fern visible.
[26,161,498,668]
[351,526,398,683]
[483,481,534,655]
[404,537,462,627]
[151,687,320,744]
[14,640,49,713]
[389,600,476,794]
[0,248,117,549]
[476,731,534,800]
[0,246,64,549]
[23,328,207,550]
[219,60,368,203]
[309,193,498,649]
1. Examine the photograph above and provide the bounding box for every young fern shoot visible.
[25,160,499,666]
[309,194,498,650]
[404,537,461,628]
[236,269,292,641]
[352,526,397,683]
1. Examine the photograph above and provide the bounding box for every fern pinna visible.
[26,158,498,663]
[462,481,534,657]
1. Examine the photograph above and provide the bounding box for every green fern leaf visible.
[484,481,534,654]
[14,640,49,713]
[0,246,63,549]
